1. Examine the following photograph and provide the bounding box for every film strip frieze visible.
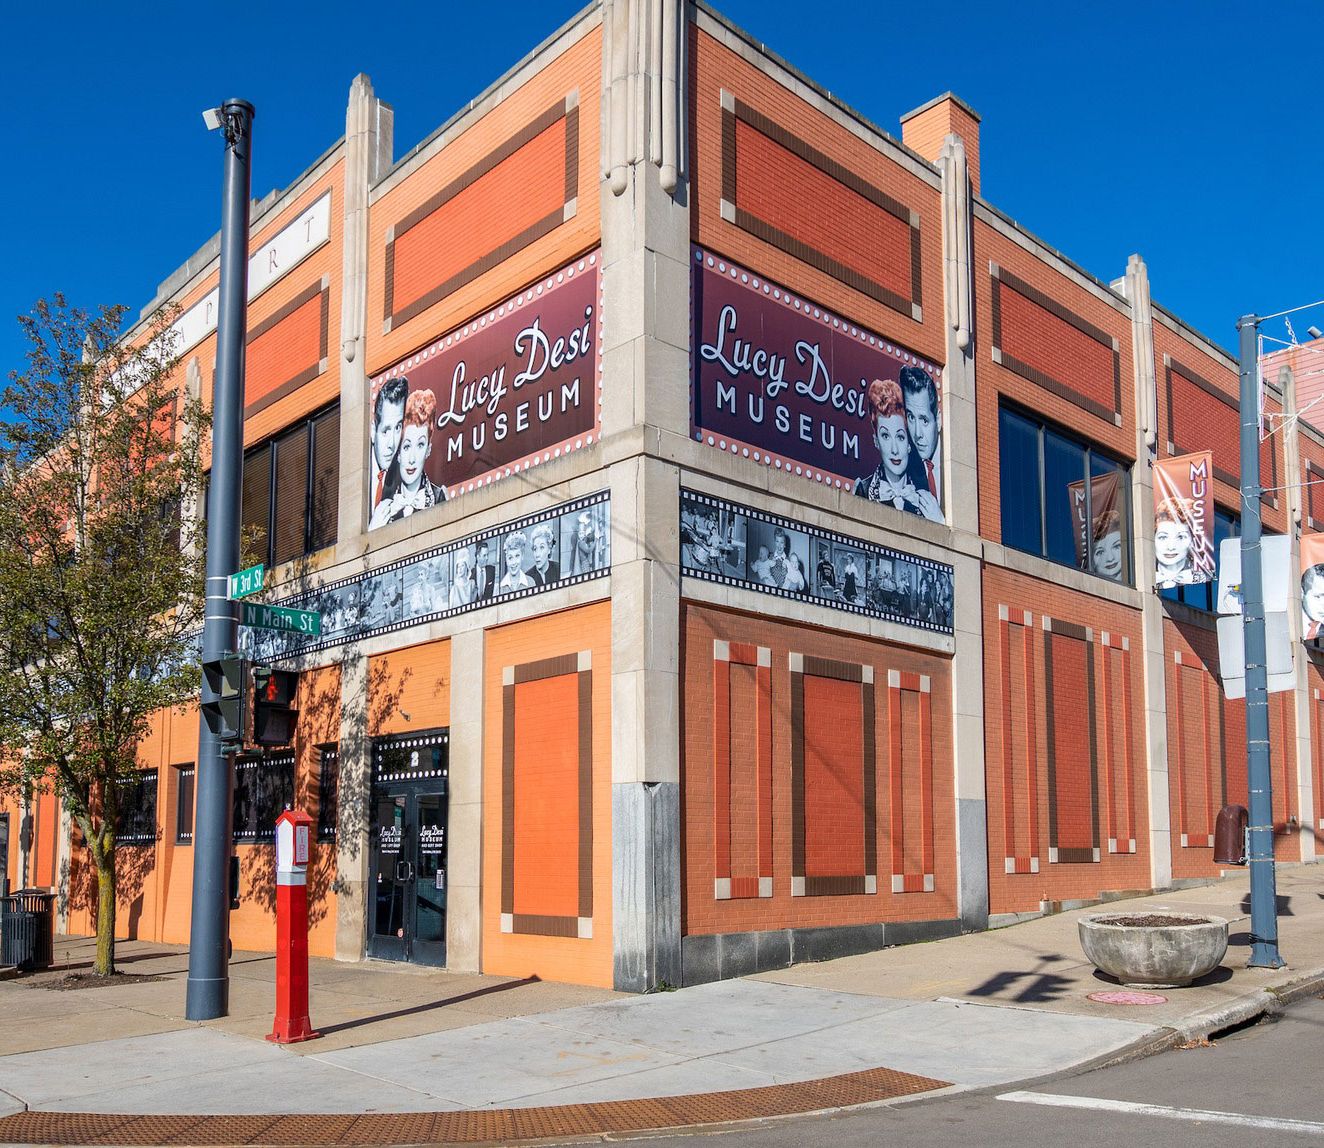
[242,492,610,664]
[680,490,953,635]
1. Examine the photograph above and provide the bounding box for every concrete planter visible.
[1077,912,1229,988]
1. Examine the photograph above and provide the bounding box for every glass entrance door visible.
[366,732,449,966]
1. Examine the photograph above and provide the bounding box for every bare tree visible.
[0,295,207,976]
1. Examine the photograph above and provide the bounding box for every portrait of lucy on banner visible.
[367,254,601,531]
[1301,532,1324,641]
[1152,451,1215,589]
[690,249,944,524]
[1067,469,1123,581]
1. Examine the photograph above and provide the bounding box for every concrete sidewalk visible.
[1,867,1322,1135]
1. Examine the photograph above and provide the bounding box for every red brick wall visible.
[691,27,943,366]
[1152,320,1287,535]
[974,222,1135,545]
[1163,617,1299,878]
[982,566,1150,915]
[682,603,954,936]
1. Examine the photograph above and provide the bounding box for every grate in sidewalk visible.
[0,1064,947,1144]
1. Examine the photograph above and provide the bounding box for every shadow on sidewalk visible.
[315,975,541,1035]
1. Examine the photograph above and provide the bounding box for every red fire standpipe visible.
[267,808,320,1044]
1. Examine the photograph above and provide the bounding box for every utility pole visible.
[1237,313,1285,970]
[187,99,255,1020]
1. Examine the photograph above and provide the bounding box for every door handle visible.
[394,860,413,883]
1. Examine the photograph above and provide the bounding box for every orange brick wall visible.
[682,603,956,936]
[481,601,613,988]
[982,566,1151,915]
[61,666,342,958]
[369,639,452,737]
[367,29,601,376]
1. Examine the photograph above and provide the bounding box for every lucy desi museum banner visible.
[1153,451,1215,589]
[691,248,945,524]
[367,252,602,530]
[1302,533,1324,641]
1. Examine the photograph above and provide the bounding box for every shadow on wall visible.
[238,656,417,925]
[63,827,159,940]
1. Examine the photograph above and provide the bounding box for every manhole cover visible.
[1088,990,1168,1005]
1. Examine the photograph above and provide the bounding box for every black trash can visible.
[0,909,38,970]
[1,890,54,969]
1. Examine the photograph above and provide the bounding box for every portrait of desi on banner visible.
[1153,451,1214,589]
[367,253,601,531]
[691,249,944,523]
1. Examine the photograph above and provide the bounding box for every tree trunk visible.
[93,841,116,977]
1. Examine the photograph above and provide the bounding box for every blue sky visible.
[3,1,1319,381]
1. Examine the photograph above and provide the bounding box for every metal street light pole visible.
[1237,312,1285,970]
[187,99,254,1021]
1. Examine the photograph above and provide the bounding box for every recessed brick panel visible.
[992,267,1120,427]
[728,107,919,317]
[800,673,867,880]
[511,674,581,919]
[500,651,593,939]
[1044,626,1099,864]
[683,604,953,937]
[1163,618,1299,879]
[244,281,328,416]
[713,641,773,900]
[385,99,579,332]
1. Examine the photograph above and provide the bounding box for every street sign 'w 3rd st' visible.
[240,601,322,637]
[228,564,265,600]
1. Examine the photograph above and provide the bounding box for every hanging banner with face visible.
[1152,451,1214,589]
[366,253,602,531]
[691,248,944,524]
[1067,470,1123,580]
[1302,533,1324,641]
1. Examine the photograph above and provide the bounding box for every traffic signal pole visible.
[1237,313,1284,970]
[187,99,255,1021]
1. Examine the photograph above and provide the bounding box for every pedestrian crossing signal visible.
[252,666,298,747]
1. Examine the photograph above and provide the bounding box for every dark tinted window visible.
[237,404,339,570]
[233,755,295,843]
[999,404,1131,584]
[116,770,158,845]
[317,745,338,843]
[999,407,1043,555]
[175,765,195,845]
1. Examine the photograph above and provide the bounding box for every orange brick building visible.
[4,0,1320,991]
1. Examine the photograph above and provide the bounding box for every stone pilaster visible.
[1280,363,1316,859]
[1120,254,1173,889]
[334,648,370,960]
[337,74,393,559]
[939,134,987,929]
[600,0,689,992]
[445,627,485,971]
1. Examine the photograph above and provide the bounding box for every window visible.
[175,765,195,845]
[999,405,1132,583]
[1160,509,1238,613]
[317,745,338,843]
[116,769,158,845]
[239,404,339,570]
[232,754,295,843]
